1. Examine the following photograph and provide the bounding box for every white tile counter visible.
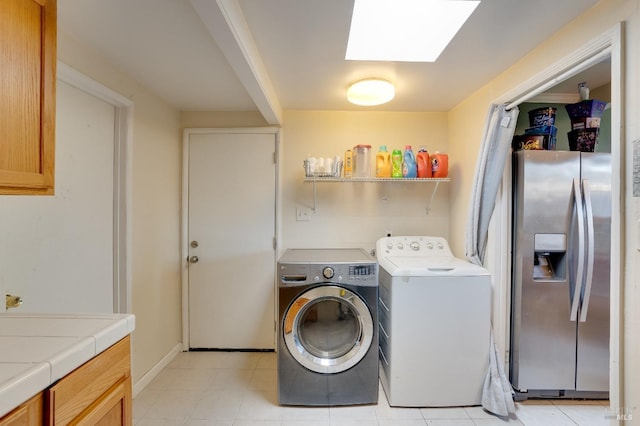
[0,313,135,418]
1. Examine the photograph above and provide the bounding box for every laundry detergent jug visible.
[431,152,449,178]
[391,149,403,178]
[376,145,392,178]
[416,146,432,178]
[402,145,417,178]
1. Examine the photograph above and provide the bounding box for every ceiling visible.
[57,0,607,124]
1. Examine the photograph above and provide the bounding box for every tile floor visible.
[133,351,611,425]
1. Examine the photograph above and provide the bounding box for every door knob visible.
[6,294,22,309]
[189,256,199,264]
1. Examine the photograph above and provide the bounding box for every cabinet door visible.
[0,0,56,195]
[44,336,131,425]
[0,393,43,426]
[73,377,132,426]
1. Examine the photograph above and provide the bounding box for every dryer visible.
[376,236,491,407]
[277,248,378,406]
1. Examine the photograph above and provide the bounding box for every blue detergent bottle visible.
[402,145,417,178]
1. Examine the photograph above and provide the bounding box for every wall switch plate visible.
[296,207,311,221]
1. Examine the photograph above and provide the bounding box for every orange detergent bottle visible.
[416,146,432,178]
[431,152,449,178]
[375,145,392,178]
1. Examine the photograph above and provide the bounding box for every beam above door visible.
[190,0,283,125]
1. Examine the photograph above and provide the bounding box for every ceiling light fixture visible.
[346,0,481,62]
[347,79,395,106]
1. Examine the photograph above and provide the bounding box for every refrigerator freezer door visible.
[511,150,581,391]
[576,153,611,392]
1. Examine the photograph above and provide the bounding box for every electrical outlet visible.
[296,207,311,221]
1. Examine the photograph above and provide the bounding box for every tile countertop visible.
[0,313,135,418]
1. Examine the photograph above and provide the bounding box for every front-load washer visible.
[376,236,491,407]
[277,248,378,406]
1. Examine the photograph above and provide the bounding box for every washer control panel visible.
[277,248,378,287]
[279,262,378,287]
[377,236,453,258]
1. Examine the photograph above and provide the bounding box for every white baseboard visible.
[132,343,183,397]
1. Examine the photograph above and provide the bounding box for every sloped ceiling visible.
[58,0,606,124]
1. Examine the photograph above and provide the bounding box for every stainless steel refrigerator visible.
[510,150,610,398]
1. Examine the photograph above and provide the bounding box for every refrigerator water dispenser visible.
[533,233,566,281]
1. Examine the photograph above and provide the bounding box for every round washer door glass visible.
[283,285,374,374]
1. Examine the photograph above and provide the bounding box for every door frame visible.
[488,23,622,405]
[181,127,280,351]
[57,61,133,314]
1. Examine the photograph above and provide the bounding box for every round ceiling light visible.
[347,78,395,106]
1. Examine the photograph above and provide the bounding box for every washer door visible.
[283,285,374,374]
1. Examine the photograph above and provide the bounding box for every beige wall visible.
[58,32,183,386]
[448,0,639,415]
[280,110,450,252]
[181,111,268,128]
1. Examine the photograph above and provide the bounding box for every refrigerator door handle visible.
[579,179,595,322]
[570,178,585,322]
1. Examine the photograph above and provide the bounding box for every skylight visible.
[346,0,480,62]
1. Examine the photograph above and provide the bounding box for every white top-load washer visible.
[376,236,491,407]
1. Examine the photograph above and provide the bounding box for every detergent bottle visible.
[391,149,403,178]
[344,149,353,178]
[431,152,449,178]
[402,145,417,178]
[375,145,392,178]
[416,146,432,178]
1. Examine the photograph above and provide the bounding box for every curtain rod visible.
[505,47,612,111]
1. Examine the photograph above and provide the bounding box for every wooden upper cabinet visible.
[0,0,56,195]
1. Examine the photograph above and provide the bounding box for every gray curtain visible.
[466,104,519,266]
[465,103,519,417]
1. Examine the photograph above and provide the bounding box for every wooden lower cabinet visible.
[0,336,132,425]
[0,394,43,426]
[67,376,131,426]
[45,336,132,425]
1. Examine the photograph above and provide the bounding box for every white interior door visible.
[187,130,276,349]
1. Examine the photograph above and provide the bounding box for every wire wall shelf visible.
[302,177,451,214]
